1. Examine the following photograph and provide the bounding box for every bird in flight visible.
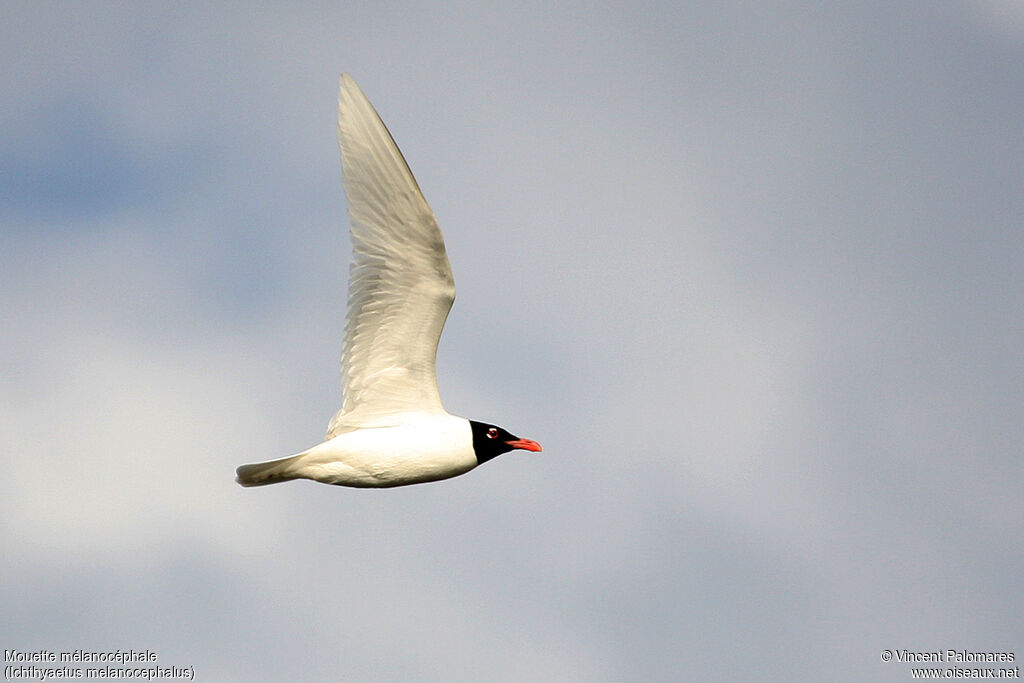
[236,74,542,488]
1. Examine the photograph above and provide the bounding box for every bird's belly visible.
[299,419,476,488]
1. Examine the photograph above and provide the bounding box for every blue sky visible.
[3,2,1022,680]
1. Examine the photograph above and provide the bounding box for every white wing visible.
[326,74,455,438]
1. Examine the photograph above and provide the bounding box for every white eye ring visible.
[486,427,499,439]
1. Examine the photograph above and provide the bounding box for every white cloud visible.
[3,2,1022,680]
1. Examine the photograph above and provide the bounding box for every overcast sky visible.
[2,2,1022,681]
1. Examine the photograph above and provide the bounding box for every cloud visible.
[3,2,1022,681]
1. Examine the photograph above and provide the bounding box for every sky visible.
[2,1,1022,681]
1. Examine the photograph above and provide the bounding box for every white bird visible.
[236,74,541,489]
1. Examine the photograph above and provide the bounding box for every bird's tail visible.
[235,451,308,487]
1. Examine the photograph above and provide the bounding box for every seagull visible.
[236,74,542,489]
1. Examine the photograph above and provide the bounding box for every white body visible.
[238,414,475,488]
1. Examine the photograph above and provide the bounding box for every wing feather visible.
[327,74,455,437]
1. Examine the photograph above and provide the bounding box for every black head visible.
[469,420,543,465]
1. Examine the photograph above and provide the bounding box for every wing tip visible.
[338,73,361,102]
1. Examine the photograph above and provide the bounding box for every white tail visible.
[235,452,308,487]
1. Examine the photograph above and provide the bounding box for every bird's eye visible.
[486,427,499,439]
